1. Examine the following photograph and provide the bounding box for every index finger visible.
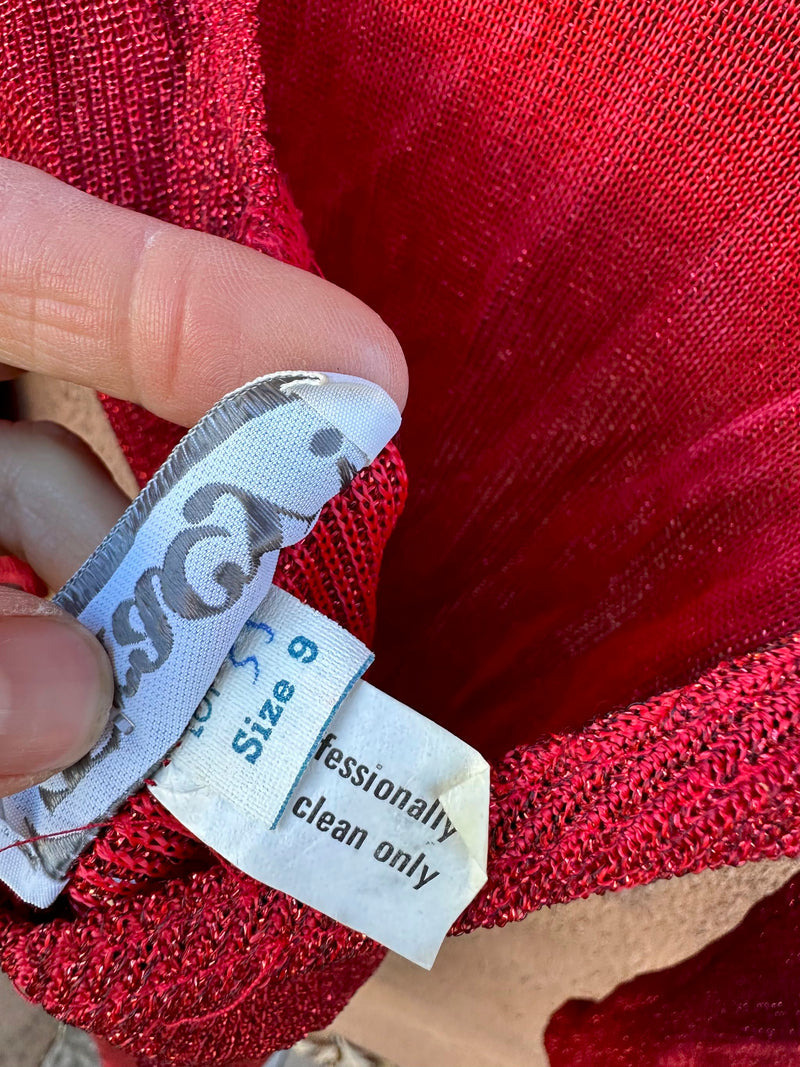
[0,159,407,426]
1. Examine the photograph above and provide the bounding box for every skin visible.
[0,157,407,798]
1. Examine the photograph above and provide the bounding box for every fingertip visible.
[135,238,409,423]
[329,292,409,413]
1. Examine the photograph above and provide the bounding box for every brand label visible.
[0,372,400,907]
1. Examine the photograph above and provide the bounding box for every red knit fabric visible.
[0,557,46,597]
[460,635,800,930]
[259,0,800,757]
[2,1,800,1065]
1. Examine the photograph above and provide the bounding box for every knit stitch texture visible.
[2,1,800,1064]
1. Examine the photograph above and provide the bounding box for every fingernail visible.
[0,616,113,776]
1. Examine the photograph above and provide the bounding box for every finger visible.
[0,589,114,797]
[0,159,407,426]
[0,420,129,588]
[0,423,122,795]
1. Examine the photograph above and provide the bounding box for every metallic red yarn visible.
[460,637,800,930]
[259,0,800,759]
[3,0,800,1064]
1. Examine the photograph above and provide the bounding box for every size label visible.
[160,586,373,829]
[151,594,490,969]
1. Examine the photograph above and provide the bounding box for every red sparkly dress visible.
[2,2,800,1064]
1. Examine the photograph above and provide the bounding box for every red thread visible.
[0,823,109,856]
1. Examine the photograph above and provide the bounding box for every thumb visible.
[0,419,125,798]
[0,589,114,797]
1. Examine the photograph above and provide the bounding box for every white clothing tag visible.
[151,594,490,968]
[0,372,400,908]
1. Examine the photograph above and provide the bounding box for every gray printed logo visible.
[0,371,398,899]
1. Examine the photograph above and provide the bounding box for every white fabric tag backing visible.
[0,372,400,907]
[151,593,490,968]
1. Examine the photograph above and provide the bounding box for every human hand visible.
[0,157,407,799]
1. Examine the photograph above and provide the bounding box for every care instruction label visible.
[151,594,490,968]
